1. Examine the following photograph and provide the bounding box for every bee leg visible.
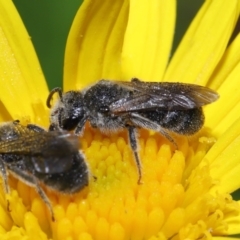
[127,126,142,184]
[0,159,11,211]
[159,131,177,148]
[33,178,55,222]
[7,166,55,221]
[130,113,178,148]
[27,124,45,133]
[57,107,64,130]
[75,116,88,136]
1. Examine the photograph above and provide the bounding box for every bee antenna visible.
[46,87,63,108]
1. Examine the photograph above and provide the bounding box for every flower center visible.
[2,127,239,240]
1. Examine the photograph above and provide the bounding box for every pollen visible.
[0,128,239,240]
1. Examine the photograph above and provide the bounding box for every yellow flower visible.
[0,0,240,240]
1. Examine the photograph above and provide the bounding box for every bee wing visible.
[110,93,155,113]
[0,131,79,174]
[112,79,219,112]
[31,132,80,174]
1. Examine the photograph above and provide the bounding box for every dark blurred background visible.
[13,0,203,90]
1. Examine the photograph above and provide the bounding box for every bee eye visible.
[62,117,80,130]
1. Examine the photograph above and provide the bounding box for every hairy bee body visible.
[47,78,219,183]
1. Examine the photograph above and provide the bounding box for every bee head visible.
[47,88,85,131]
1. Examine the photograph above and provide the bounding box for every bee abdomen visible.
[162,108,204,135]
[141,108,204,135]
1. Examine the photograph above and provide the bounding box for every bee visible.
[47,78,219,183]
[0,120,89,221]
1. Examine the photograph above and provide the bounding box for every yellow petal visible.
[0,1,49,125]
[204,61,240,136]
[208,33,240,90]
[64,0,128,90]
[164,0,240,85]
[215,205,240,235]
[121,0,175,81]
[204,33,240,135]
[201,117,240,193]
[64,0,176,91]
